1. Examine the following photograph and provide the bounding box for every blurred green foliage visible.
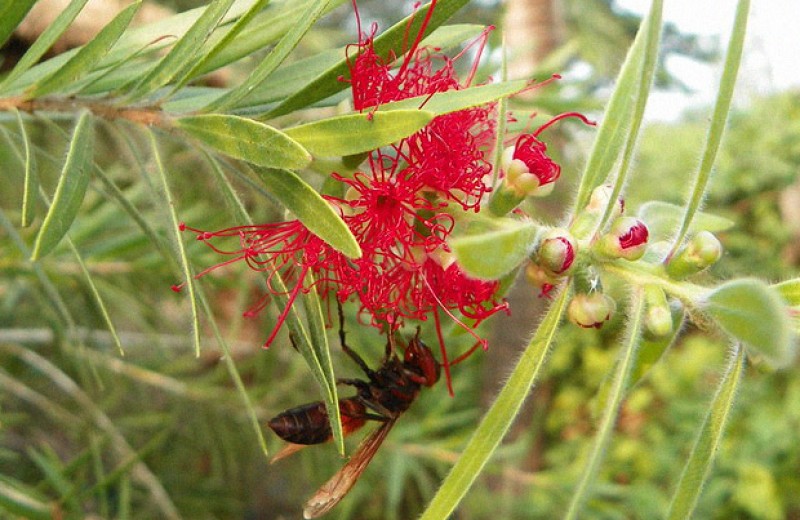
[1,0,798,518]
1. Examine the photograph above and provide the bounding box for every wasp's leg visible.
[337,299,374,377]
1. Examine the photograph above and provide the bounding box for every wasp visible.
[268,306,441,518]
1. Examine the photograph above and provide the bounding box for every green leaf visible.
[450,218,539,280]
[0,0,90,92]
[175,114,311,169]
[0,479,51,520]
[250,166,361,259]
[30,111,94,261]
[197,23,482,114]
[773,278,800,307]
[705,278,795,368]
[566,290,646,520]
[420,286,570,520]
[379,80,530,115]
[26,2,141,98]
[265,0,470,118]
[149,132,201,358]
[666,0,749,259]
[194,0,342,78]
[0,0,38,49]
[284,110,434,157]
[67,239,124,355]
[203,0,332,111]
[124,0,236,100]
[572,0,649,211]
[169,0,272,93]
[593,303,685,419]
[595,0,663,233]
[15,110,37,227]
[667,343,745,520]
[297,276,344,454]
[638,200,735,242]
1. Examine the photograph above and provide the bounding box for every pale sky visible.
[616,0,800,120]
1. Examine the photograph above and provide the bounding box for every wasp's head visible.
[404,334,441,387]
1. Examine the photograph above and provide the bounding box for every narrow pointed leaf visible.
[194,0,342,77]
[175,114,311,169]
[150,133,201,357]
[30,111,94,260]
[705,278,795,368]
[203,0,331,111]
[15,110,37,227]
[0,0,90,92]
[0,0,38,48]
[67,239,124,355]
[284,110,434,157]
[0,480,51,520]
[667,344,745,520]
[572,2,649,211]
[125,0,236,100]
[171,0,271,92]
[27,2,141,98]
[638,200,734,242]
[667,0,749,259]
[298,274,344,454]
[266,0,470,118]
[204,154,343,454]
[450,218,538,280]
[250,166,361,259]
[566,291,645,519]
[595,0,662,233]
[380,80,529,115]
[420,286,570,520]
[212,24,482,113]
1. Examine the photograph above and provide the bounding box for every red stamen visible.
[533,112,596,137]
[432,305,454,396]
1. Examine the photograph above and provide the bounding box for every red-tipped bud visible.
[666,231,723,278]
[537,229,577,276]
[597,217,649,261]
[525,261,557,296]
[568,292,616,329]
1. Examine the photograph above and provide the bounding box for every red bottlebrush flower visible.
[405,107,496,211]
[182,1,513,395]
[345,1,496,212]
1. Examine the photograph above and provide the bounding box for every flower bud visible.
[644,285,673,337]
[666,231,723,278]
[586,184,625,216]
[570,185,626,239]
[596,217,649,261]
[568,292,616,329]
[537,229,577,276]
[526,262,563,298]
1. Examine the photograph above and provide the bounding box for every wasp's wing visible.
[270,442,309,464]
[302,419,397,519]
